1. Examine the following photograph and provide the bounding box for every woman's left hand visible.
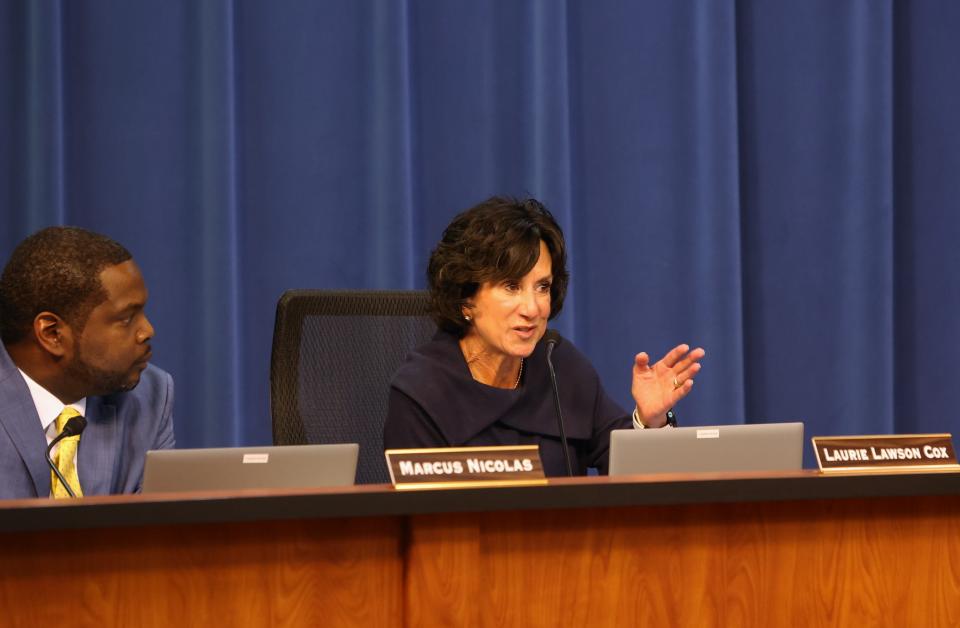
[631,344,705,427]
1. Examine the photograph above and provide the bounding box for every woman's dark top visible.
[383,330,632,476]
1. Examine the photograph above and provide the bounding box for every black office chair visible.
[270,290,436,484]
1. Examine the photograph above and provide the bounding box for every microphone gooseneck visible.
[544,330,574,477]
[45,415,88,498]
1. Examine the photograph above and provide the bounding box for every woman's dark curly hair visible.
[427,196,569,337]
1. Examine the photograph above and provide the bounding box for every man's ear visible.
[33,312,71,357]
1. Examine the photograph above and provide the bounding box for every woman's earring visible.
[464,314,472,321]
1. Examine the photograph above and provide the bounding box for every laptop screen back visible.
[142,443,359,493]
[609,422,804,476]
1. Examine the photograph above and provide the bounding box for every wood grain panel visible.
[4,489,959,626]
[406,496,960,627]
[405,514,482,626]
[0,516,404,628]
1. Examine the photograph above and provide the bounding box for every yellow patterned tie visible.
[51,407,84,498]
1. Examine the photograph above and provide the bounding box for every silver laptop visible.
[142,443,359,493]
[609,422,804,476]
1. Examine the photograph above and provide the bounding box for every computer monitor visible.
[142,443,359,493]
[608,422,804,476]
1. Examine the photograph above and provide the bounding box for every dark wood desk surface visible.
[3,471,960,626]
[3,468,960,532]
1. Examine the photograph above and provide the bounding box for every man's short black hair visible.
[427,196,570,337]
[0,226,132,344]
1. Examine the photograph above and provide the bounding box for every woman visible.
[383,196,704,476]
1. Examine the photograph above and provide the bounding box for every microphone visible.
[45,415,88,498]
[544,330,574,477]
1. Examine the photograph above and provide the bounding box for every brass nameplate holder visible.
[385,445,547,490]
[812,434,959,473]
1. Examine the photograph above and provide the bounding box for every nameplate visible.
[813,434,959,473]
[384,445,547,490]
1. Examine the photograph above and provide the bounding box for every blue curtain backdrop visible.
[2,1,959,467]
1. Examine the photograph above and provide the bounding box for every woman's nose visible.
[518,289,539,316]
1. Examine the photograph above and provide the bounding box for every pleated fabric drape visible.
[3,1,959,466]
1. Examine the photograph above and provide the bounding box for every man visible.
[0,226,174,499]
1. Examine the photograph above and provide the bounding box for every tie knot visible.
[56,407,82,434]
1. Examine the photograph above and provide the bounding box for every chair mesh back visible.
[270,290,435,484]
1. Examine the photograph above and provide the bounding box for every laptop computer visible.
[608,422,804,476]
[142,443,359,493]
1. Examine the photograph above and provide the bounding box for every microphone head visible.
[543,329,562,346]
[61,415,87,438]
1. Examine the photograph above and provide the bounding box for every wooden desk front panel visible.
[3,484,960,627]
[0,516,404,628]
[406,495,960,627]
